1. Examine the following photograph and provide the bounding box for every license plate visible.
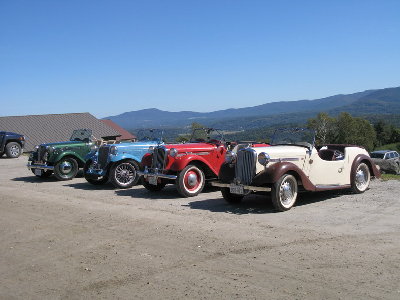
[230,184,244,195]
[34,169,43,176]
[148,176,157,185]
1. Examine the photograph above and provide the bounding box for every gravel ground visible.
[1,156,399,299]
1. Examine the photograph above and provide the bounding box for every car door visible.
[307,148,347,186]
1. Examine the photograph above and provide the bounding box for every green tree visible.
[307,112,337,144]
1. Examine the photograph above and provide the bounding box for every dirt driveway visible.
[1,157,399,299]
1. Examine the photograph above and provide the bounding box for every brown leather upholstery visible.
[318,149,335,161]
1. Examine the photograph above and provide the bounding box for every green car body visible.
[27,129,98,180]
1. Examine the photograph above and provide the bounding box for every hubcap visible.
[184,168,202,192]
[187,173,198,187]
[60,161,72,174]
[279,177,297,208]
[115,163,135,185]
[10,145,19,156]
[355,165,369,191]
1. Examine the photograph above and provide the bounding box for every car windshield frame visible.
[69,129,93,142]
[270,128,315,148]
[136,129,164,142]
[189,128,225,143]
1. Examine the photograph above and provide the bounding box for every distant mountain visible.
[104,87,400,130]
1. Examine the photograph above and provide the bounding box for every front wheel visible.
[351,162,370,193]
[109,160,140,189]
[271,174,298,212]
[176,164,205,197]
[221,187,244,203]
[5,142,22,158]
[84,161,109,185]
[54,157,79,181]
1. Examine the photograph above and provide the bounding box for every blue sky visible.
[1,0,399,118]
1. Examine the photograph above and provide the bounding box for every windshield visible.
[370,152,384,159]
[70,129,92,142]
[136,129,163,142]
[271,128,315,148]
[189,128,224,143]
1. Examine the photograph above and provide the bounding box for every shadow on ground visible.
[12,176,59,183]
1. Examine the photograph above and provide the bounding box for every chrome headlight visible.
[148,146,154,153]
[225,151,236,163]
[258,152,270,166]
[34,145,39,151]
[90,144,98,151]
[169,148,178,157]
[110,146,118,155]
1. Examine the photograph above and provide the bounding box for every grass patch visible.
[381,173,400,181]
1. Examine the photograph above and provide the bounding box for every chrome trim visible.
[27,162,54,171]
[138,167,177,180]
[235,148,257,185]
[270,157,300,162]
[211,182,271,192]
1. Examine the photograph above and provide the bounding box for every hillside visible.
[104,86,400,131]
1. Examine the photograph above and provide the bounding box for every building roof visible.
[0,113,121,151]
[101,119,136,141]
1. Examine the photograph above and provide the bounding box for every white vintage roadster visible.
[212,128,381,211]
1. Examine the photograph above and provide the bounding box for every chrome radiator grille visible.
[98,146,110,169]
[151,146,167,169]
[37,145,47,161]
[235,148,257,185]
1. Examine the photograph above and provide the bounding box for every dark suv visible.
[0,131,25,158]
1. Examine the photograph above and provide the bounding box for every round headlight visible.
[225,151,236,163]
[46,146,54,153]
[258,152,270,166]
[90,144,98,151]
[34,145,39,151]
[148,146,154,153]
[110,146,118,155]
[169,148,178,157]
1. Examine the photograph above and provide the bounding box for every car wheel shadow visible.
[12,176,59,183]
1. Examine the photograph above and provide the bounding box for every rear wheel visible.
[5,142,22,158]
[271,174,298,211]
[351,162,370,193]
[221,187,244,203]
[176,164,205,197]
[109,160,140,189]
[84,161,109,185]
[54,157,79,181]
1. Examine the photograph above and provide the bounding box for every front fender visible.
[109,154,141,165]
[53,151,86,165]
[253,162,317,191]
[170,155,219,175]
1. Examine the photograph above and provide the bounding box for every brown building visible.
[0,113,121,151]
[101,119,136,141]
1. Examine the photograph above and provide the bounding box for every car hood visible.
[39,141,88,148]
[250,145,308,157]
[107,141,163,150]
[164,142,218,152]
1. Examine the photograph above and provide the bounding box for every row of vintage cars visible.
[26,128,381,211]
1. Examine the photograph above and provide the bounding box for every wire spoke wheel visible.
[110,160,139,189]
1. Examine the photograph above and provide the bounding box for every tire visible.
[109,160,140,189]
[271,174,298,212]
[351,162,371,193]
[143,179,166,192]
[31,169,53,178]
[54,157,79,181]
[176,164,205,197]
[83,161,109,185]
[221,187,244,204]
[5,142,22,158]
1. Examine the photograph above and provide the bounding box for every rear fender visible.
[351,154,381,180]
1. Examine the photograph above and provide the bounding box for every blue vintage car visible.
[84,129,163,188]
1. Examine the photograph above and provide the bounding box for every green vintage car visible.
[27,129,100,180]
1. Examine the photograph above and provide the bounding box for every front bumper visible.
[27,162,54,171]
[138,167,178,180]
[211,181,271,192]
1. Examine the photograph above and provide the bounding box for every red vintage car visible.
[139,128,268,197]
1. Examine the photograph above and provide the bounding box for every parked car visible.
[212,128,381,211]
[0,131,25,158]
[84,129,164,188]
[139,128,268,197]
[370,150,400,174]
[27,129,100,180]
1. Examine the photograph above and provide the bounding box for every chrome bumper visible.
[138,167,177,180]
[211,182,271,192]
[27,162,54,171]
